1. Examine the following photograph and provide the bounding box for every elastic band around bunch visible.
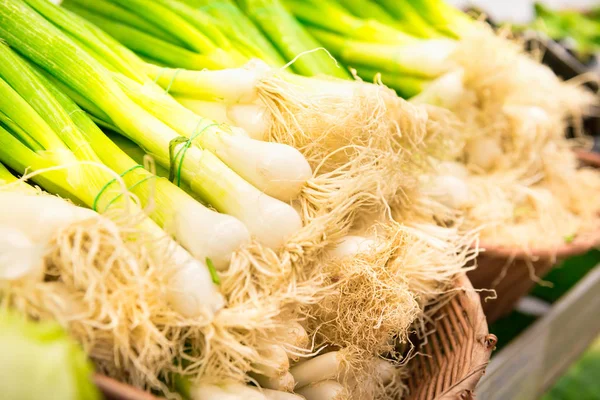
[168,121,220,186]
[92,165,151,212]
[153,67,182,95]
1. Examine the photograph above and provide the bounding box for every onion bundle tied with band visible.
[1,0,595,399]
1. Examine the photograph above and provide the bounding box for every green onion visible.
[59,5,218,70]
[237,0,350,78]
[374,0,445,38]
[114,73,312,201]
[0,0,303,249]
[398,0,475,38]
[0,39,225,318]
[62,0,183,44]
[3,39,249,271]
[179,0,286,65]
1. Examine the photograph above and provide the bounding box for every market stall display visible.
[0,0,597,398]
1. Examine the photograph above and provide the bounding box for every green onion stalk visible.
[303,0,600,250]
[235,0,350,78]
[178,0,287,66]
[62,0,428,163]
[1,41,250,270]
[60,0,456,281]
[33,0,312,206]
[0,0,305,250]
[282,0,460,97]
[0,40,227,318]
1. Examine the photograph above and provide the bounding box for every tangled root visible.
[334,347,409,400]
[463,144,600,249]
[258,74,428,172]
[305,230,419,355]
[304,219,475,358]
[258,72,437,224]
[447,24,597,177]
[1,215,195,399]
[413,24,600,251]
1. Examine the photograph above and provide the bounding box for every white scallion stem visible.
[0,192,97,244]
[327,236,377,259]
[176,97,269,141]
[253,344,291,377]
[0,225,45,280]
[411,69,465,108]
[296,381,346,400]
[144,60,270,103]
[166,245,226,317]
[290,352,342,389]
[373,359,396,385]
[252,371,295,392]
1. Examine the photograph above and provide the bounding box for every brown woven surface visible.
[467,239,597,323]
[94,375,159,400]
[406,274,495,400]
[575,149,600,167]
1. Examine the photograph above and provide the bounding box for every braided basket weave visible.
[406,273,496,400]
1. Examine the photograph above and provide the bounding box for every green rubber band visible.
[92,165,144,212]
[168,121,220,187]
[102,174,157,212]
[153,67,167,84]
[164,68,181,95]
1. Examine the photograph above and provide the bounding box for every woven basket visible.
[95,275,494,400]
[575,149,600,167]
[406,273,496,400]
[467,150,600,323]
[94,375,158,400]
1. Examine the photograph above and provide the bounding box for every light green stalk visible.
[400,0,474,38]
[0,163,17,183]
[308,27,454,78]
[62,6,219,70]
[0,126,77,201]
[332,0,397,26]
[104,0,215,53]
[151,0,265,64]
[101,0,244,67]
[180,0,286,65]
[237,0,350,78]
[0,77,77,170]
[23,0,146,82]
[284,0,416,44]
[353,66,429,98]
[375,0,445,38]
[62,0,182,45]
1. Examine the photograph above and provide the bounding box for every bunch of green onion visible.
[0,0,312,254]
[0,38,233,318]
